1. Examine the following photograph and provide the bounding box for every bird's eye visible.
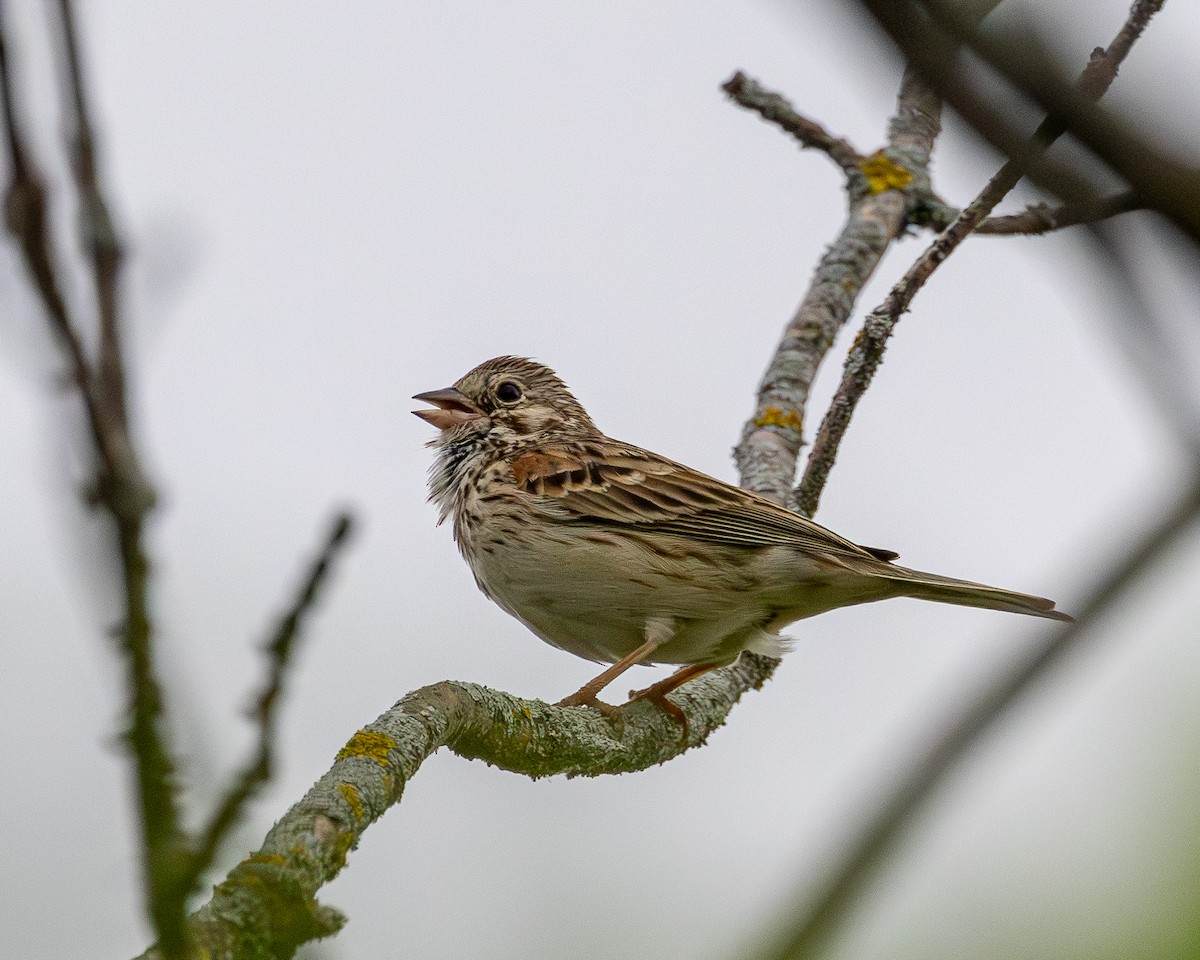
[496,381,523,404]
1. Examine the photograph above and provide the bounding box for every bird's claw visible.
[554,690,619,717]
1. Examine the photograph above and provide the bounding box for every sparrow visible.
[414,356,1070,715]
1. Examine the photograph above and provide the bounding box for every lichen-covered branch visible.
[136,655,776,960]
[110,2,1173,957]
[732,66,941,506]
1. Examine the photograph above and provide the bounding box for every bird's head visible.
[413,356,597,444]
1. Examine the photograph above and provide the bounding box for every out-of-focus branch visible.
[722,72,863,177]
[186,512,356,891]
[925,0,1194,237]
[795,0,1163,516]
[1,5,189,957]
[9,6,360,958]
[772,476,1200,960]
[54,0,126,422]
[1082,222,1200,456]
[0,14,90,399]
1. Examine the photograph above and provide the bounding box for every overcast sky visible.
[2,2,1199,959]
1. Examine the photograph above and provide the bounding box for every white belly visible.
[461,517,836,665]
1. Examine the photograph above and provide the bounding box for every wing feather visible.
[507,443,897,562]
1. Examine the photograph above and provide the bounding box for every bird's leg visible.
[628,661,721,704]
[627,662,722,744]
[556,617,674,713]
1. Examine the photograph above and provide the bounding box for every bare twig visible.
[28,12,360,950]
[977,193,1141,234]
[920,191,1143,235]
[187,512,356,889]
[0,3,146,501]
[722,72,863,177]
[42,6,181,949]
[925,0,1177,191]
[795,0,1164,515]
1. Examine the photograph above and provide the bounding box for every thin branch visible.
[40,7,181,950]
[919,191,1143,235]
[722,71,863,177]
[54,0,126,423]
[771,477,1200,960]
[977,192,1142,234]
[855,5,1112,210]
[0,3,149,509]
[795,0,1163,515]
[187,512,356,889]
[0,11,90,389]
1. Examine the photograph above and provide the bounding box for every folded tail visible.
[873,562,1073,622]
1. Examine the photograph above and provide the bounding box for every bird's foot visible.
[555,689,619,717]
[626,662,721,747]
[624,684,689,746]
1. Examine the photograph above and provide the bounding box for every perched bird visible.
[414,356,1070,714]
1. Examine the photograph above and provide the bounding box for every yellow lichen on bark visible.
[335,730,396,767]
[754,407,803,432]
[859,151,912,193]
[337,782,365,820]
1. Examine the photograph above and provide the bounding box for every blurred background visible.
[1,1,1198,958]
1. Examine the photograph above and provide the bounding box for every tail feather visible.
[874,563,1073,622]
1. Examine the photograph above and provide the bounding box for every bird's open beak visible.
[412,387,484,430]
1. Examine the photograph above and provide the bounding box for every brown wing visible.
[505,442,898,563]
